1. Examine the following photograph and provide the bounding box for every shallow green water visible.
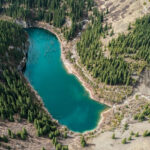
[24,28,106,132]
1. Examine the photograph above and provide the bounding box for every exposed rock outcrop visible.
[15,19,32,28]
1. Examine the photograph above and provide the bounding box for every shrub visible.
[112,133,115,139]
[63,132,67,139]
[22,128,28,136]
[138,113,145,121]
[143,130,150,137]
[124,123,128,130]
[56,143,62,150]
[62,145,68,150]
[122,138,127,144]
[81,136,86,147]
[0,135,9,143]
[135,132,139,137]
[8,129,12,137]
[128,136,132,141]
[134,114,139,120]
[130,131,134,136]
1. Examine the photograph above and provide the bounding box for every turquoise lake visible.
[24,28,106,132]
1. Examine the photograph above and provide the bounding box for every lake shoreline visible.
[17,25,72,135]
[31,21,112,135]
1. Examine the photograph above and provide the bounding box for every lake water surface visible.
[24,28,106,132]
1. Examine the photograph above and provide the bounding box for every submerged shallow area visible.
[24,28,106,132]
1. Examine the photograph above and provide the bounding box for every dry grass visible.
[0,120,54,150]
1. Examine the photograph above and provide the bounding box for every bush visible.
[124,123,128,130]
[22,128,28,136]
[11,132,15,139]
[49,133,54,139]
[81,136,86,147]
[122,138,127,144]
[128,136,132,141]
[143,130,150,137]
[130,131,134,136]
[0,135,9,143]
[8,129,12,137]
[62,145,68,150]
[56,143,62,150]
[134,114,139,120]
[21,132,26,140]
[135,132,139,137]
[63,132,67,139]
[112,133,115,139]
[138,113,145,121]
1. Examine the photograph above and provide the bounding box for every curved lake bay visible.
[24,28,106,132]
